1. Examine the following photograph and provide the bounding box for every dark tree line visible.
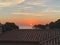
[33,24,46,29]
[1,22,19,32]
[33,19,60,29]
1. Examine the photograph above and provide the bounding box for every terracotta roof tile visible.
[0,29,59,42]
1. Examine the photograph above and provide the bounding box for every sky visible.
[0,0,60,25]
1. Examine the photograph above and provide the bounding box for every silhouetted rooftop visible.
[0,29,60,42]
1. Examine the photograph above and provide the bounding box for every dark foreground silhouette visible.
[0,22,19,32]
[33,19,60,29]
[0,29,60,45]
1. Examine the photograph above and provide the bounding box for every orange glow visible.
[0,17,57,25]
[24,19,37,25]
[14,19,51,25]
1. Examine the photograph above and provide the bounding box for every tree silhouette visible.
[33,24,46,29]
[54,19,60,29]
[2,22,19,32]
[48,22,55,29]
[33,19,60,29]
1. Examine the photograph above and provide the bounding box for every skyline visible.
[0,0,60,25]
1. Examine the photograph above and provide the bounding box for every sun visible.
[30,24,33,26]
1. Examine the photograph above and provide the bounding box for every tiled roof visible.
[0,29,60,42]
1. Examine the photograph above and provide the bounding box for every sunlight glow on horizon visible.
[0,0,60,25]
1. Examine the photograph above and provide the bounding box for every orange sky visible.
[0,0,60,26]
[9,18,53,25]
[0,15,60,26]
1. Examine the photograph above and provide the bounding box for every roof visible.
[0,29,60,42]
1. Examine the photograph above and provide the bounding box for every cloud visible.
[41,8,60,13]
[26,0,46,6]
[25,0,52,6]
[23,6,32,9]
[27,2,45,6]
[12,12,44,16]
[0,0,25,7]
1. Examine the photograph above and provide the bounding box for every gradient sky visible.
[0,0,60,25]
